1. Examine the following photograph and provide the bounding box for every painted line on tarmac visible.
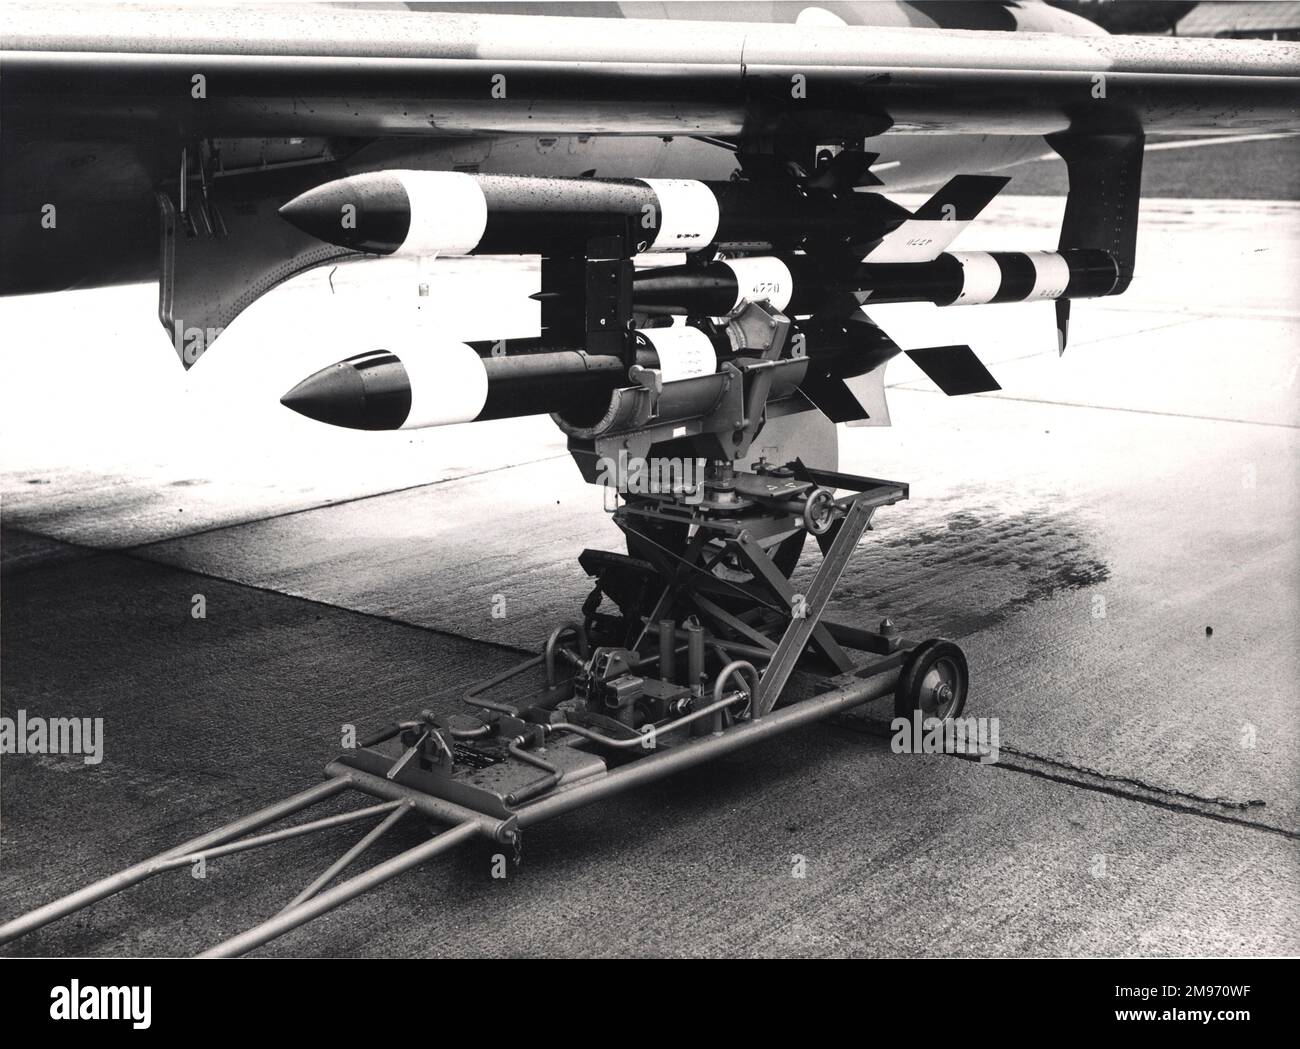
[834,716,1298,842]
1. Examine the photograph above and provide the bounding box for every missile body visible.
[281,322,891,433]
[631,248,1121,317]
[280,342,625,431]
[279,171,914,258]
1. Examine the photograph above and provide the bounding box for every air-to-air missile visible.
[277,166,1112,317]
[280,318,906,433]
[277,169,1011,259]
[625,248,1121,317]
[277,167,1051,434]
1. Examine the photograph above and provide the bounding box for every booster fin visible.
[862,174,1010,263]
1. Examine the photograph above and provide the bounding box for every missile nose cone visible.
[277,187,340,244]
[282,353,415,430]
[278,173,411,254]
[281,362,371,428]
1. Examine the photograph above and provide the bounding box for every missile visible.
[627,248,1121,317]
[280,341,625,431]
[278,170,1008,259]
[281,322,897,432]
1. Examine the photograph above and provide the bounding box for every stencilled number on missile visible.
[641,203,658,231]
[191,74,207,100]
[340,203,357,230]
[750,281,783,296]
[40,204,56,229]
[490,73,507,99]
[941,204,957,222]
[491,340,508,357]
[790,73,807,100]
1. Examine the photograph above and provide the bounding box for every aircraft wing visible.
[2,3,1296,140]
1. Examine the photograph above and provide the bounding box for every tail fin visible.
[904,345,1002,396]
[798,310,901,426]
[863,174,1009,263]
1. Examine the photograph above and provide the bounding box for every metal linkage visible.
[606,465,909,717]
[0,766,514,957]
[199,820,481,959]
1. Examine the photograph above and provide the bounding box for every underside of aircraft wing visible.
[2,4,1297,141]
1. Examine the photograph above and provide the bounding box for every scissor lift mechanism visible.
[0,462,972,957]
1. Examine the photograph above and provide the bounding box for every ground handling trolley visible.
[0,455,971,957]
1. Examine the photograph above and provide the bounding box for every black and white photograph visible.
[0,0,1296,1006]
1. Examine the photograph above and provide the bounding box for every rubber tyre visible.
[894,639,969,721]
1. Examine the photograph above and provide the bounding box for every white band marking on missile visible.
[641,326,718,384]
[640,179,721,252]
[723,256,794,312]
[1025,251,1071,301]
[400,341,488,429]
[394,171,489,257]
[863,219,972,263]
[950,251,1002,305]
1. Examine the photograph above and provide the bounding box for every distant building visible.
[1176,1,1300,39]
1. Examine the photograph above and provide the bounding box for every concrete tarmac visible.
[1,189,1297,956]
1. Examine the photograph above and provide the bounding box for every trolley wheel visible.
[894,639,969,721]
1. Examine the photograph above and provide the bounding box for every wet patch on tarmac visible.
[815,502,1112,640]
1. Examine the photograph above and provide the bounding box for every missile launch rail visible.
[0,461,970,958]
